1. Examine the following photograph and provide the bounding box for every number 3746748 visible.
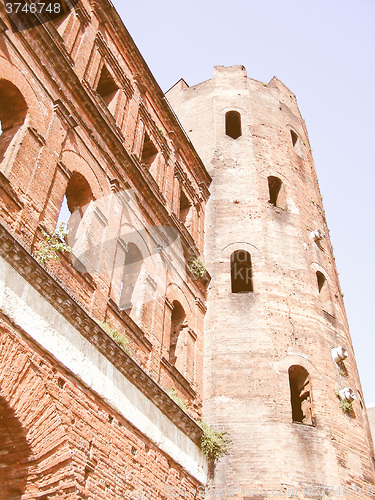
[5,2,62,14]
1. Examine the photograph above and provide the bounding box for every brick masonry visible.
[0,316,204,499]
[1,0,374,498]
[0,0,210,497]
[167,65,375,499]
[367,406,375,452]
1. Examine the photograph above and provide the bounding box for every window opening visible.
[120,243,143,311]
[268,176,286,208]
[316,271,326,293]
[179,190,192,225]
[51,0,72,34]
[169,300,186,368]
[316,271,333,315]
[0,80,27,164]
[231,250,253,293]
[96,65,119,110]
[141,132,158,169]
[61,172,94,245]
[290,129,298,146]
[225,111,242,139]
[288,365,313,424]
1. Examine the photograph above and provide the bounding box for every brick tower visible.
[167,65,375,498]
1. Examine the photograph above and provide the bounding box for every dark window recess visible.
[0,396,32,499]
[141,133,158,169]
[65,172,94,214]
[316,271,326,293]
[225,111,242,139]
[231,250,253,293]
[316,271,333,316]
[289,365,313,424]
[290,129,298,147]
[179,190,192,224]
[96,66,119,108]
[268,176,286,208]
[0,80,27,163]
[63,172,94,246]
[169,300,186,365]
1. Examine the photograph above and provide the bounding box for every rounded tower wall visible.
[166,66,375,498]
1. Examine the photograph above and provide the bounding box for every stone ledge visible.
[0,222,203,447]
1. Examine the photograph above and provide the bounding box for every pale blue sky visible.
[112,0,375,403]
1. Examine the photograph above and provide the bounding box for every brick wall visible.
[0,319,203,499]
[0,0,210,496]
[167,65,375,499]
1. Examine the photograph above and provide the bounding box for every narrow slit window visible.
[225,111,242,139]
[288,365,313,425]
[268,176,286,208]
[231,250,253,293]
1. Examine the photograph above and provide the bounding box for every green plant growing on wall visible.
[340,400,353,413]
[188,257,207,279]
[95,319,131,356]
[35,223,71,265]
[335,390,353,414]
[167,389,189,412]
[198,420,229,462]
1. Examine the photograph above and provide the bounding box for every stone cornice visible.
[0,222,203,445]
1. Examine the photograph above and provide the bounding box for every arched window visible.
[288,365,313,425]
[119,243,143,311]
[225,111,242,139]
[65,172,94,215]
[290,129,298,147]
[316,271,333,316]
[60,172,94,243]
[268,176,286,208]
[0,80,27,164]
[231,250,253,293]
[169,300,187,372]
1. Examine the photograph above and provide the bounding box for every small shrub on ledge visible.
[188,257,207,280]
[95,319,131,356]
[340,400,353,414]
[167,388,189,413]
[198,420,229,462]
[35,223,71,265]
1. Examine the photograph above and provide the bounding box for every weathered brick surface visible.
[367,406,375,452]
[167,65,375,498]
[0,319,202,498]
[0,0,210,417]
[0,0,210,497]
